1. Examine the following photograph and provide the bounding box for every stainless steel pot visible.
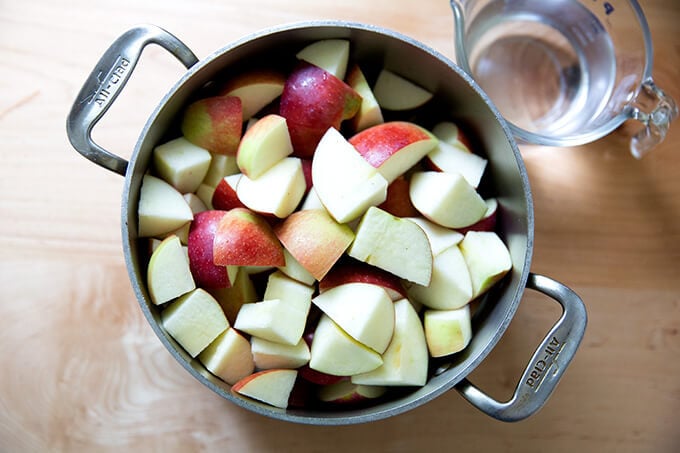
[66,22,587,425]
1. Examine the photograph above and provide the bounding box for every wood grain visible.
[1,0,679,451]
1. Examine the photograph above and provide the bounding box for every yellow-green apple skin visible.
[181,95,243,155]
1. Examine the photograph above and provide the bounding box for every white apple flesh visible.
[231,368,298,409]
[198,327,255,384]
[147,235,196,305]
[423,305,472,357]
[138,175,193,238]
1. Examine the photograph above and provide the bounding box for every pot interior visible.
[121,21,533,425]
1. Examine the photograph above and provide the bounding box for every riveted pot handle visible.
[66,24,199,176]
[455,273,587,422]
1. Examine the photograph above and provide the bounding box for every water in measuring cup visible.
[465,1,616,140]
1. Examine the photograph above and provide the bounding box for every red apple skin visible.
[349,121,433,168]
[212,177,246,211]
[181,95,243,155]
[318,258,407,300]
[456,203,498,234]
[300,158,313,194]
[288,377,315,409]
[377,175,419,218]
[213,208,285,267]
[188,210,231,289]
[279,62,361,158]
[298,365,348,386]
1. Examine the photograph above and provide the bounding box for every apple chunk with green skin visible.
[296,39,350,80]
[309,314,383,376]
[147,235,196,305]
[311,127,388,223]
[138,175,193,238]
[349,121,438,184]
[279,62,361,158]
[317,380,386,405]
[312,282,395,354]
[181,95,242,155]
[251,337,310,370]
[318,258,406,301]
[161,288,229,358]
[351,298,428,386]
[236,157,306,218]
[212,207,285,267]
[459,231,512,298]
[346,64,383,132]
[198,327,254,385]
[406,244,473,310]
[373,69,433,111]
[231,369,298,409]
[348,206,433,286]
[234,298,310,346]
[409,171,487,229]
[218,70,286,121]
[153,137,212,194]
[274,208,355,281]
[424,305,472,357]
[236,114,294,179]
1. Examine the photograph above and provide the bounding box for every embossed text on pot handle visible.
[66,24,198,176]
[455,273,587,422]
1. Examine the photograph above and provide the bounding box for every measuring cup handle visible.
[66,24,199,176]
[629,79,678,159]
[455,273,587,422]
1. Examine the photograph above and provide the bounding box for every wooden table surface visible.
[1,0,678,451]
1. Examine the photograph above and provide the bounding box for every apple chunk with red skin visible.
[231,369,298,409]
[187,210,237,289]
[211,174,245,211]
[218,70,286,121]
[212,207,284,267]
[349,121,438,184]
[317,380,386,405]
[377,175,420,218]
[181,95,242,155]
[319,258,406,301]
[279,62,361,158]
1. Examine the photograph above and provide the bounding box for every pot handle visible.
[455,273,587,422]
[66,24,199,176]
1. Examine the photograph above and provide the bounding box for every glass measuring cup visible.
[450,0,677,158]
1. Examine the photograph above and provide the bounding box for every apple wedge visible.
[263,270,315,312]
[212,207,284,267]
[457,198,498,234]
[318,258,406,301]
[311,127,388,223]
[409,171,487,229]
[425,140,488,188]
[236,157,306,218]
[296,39,350,80]
[161,288,229,357]
[274,208,355,281]
[152,137,212,194]
[187,210,237,289]
[431,121,474,151]
[309,314,383,376]
[346,64,383,132]
[349,121,438,184]
[423,305,472,357]
[312,282,395,354]
[251,337,310,370]
[405,216,464,256]
[348,206,433,286]
[211,174,245,211]
[459,231,512,298]
[181,95,242,155]
[138,174,193,238]
[236,114,294,179]
[147,235,196,305]
[231,369,298,409]
[317,380,386,405]
[373,69,433,111]
[351,298,428,386]
[198,328,255,385]
[234,298,309,346]
[218,70,286,121]
[278,248,316,286]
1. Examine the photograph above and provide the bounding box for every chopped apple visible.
[351,298,428,386]
[218,70,286,120]
[409,171,487,229]
[199,328,255,384]
[377,175,420,218]
[348,206,432,286]
[202,153,239,187]
[147,235,196,305]
[346,64,383,132]
[405,216,464,256]
[425,140,488,188]
[234,298,309,346]
[152,137,212,194]
[251,336,310,370]
[349,121,438,184]
[372,69,433,111]
[298,365,347,385]
[406,244,473,310]
[181,95,242,155]
[263,270,314,312]
[212,207,284,267]
[138,174,193,238]
[299,187,324,211]
[317,380,386,405]
[311,127,388,223]
[236,114,294,179]
[188,210,235,289]
[309,314,383,376]
[236,157,306,218]
[274,208,354,281]
[423,305,472,357]
[207,269,258,325]
[457,198,498,234]
[459,231,512,298]
[278,248,316,286]
[211,174,245,211]
[195,183,215,210]
[183,193,208,214]
[231,369,298,409]
[318,258,406,301]
[296,39,350,80]
[161,288,229,357]
[431,121,474,151]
